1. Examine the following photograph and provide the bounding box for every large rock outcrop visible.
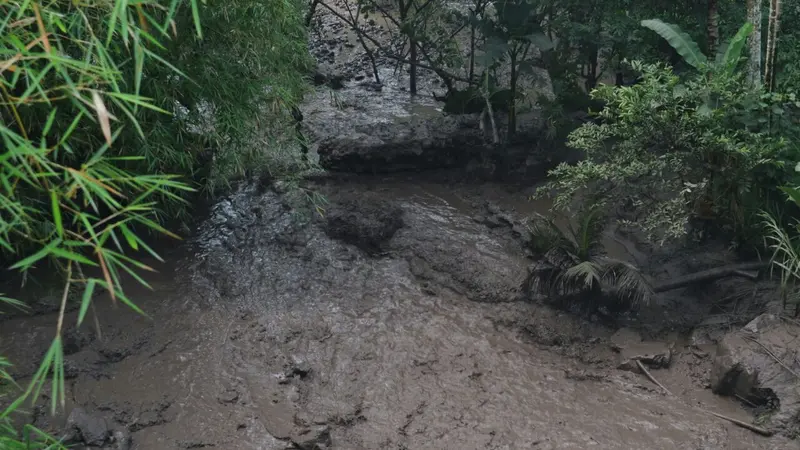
[301,84,549,175]
[711,314,800,435]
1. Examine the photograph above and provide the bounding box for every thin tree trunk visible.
[305,0,319,26]
[409,38,418,94]
[469,20,476,82]
[344,1,380,84]
[707,0,720,56]
[746,0,762,86]
[764,0,782,92]
[508,49,518,140]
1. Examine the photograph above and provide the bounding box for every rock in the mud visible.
[390,199,529,303]
[710,314,800,433]
[109,429,132,450]
[66,407,110,446]
[314,115,485,173]
[611,328,673,371]
[63,328,96,355]
[292,425,332,450]
[325,195,403,255]
[311,69,345,90]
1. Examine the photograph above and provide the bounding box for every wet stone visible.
[66,407,110,447]
[324,194,403,256]
[291,425,332,450]
[109,429,132,450]
[611,328,673,371]
[218,388,239,404]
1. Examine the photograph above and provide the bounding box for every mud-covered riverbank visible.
[1,174,794,449]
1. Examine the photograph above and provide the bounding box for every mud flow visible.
[1,176,792,449]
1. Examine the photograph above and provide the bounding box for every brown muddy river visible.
[0,177,792,449]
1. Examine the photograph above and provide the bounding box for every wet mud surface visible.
[1,176,794,449]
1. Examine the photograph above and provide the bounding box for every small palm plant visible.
[525,205,653,313]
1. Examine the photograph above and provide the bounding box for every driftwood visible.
[652,262,767,293]
[702,410,774,437]
[634,358,774,437]
[635,360,672,395]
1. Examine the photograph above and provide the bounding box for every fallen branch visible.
[634,358,774,437]
[652,262,767,293]
[702,410,774,437]
[635,360,672,395]
[742,335,800,379]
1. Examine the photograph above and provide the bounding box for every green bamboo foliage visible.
[0,0,203,444]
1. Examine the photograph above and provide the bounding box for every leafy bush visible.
[539,61,800,244]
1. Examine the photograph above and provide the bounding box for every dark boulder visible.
[324,194,403,255]
[292,425,332,449]
[710,314,800,435]
[65,407,110,446]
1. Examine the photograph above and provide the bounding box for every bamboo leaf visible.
[50,190,63,238]
[91,90,115,146]
[77,280,97,326]
[9,238,62,270]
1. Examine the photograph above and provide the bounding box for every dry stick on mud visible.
[704,410,774,437]
[635,360,672,395]
[742,335,800,379]
[634,360,773,436]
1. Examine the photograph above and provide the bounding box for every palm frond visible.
[560,259,604,294]
[568,205,607,259]
[525,213,576,256]
[602,257,654,308]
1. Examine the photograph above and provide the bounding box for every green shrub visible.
[539,61,800,245]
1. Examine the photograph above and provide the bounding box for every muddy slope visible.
[0,179,791,449]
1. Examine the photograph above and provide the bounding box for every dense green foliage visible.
[0,0,311,445]
[543,61,799,243]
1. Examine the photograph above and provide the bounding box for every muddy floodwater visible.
[0,176,793,449]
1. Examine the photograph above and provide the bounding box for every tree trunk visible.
[746,0,762,86]
[409,38,418,94]
[305,0,319,26]
[764,0,782,92]
[508,49,518,140]
[652,262,766,293]
[469,18,476,82]
[707,0,720,56]
[584,45,599,91]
